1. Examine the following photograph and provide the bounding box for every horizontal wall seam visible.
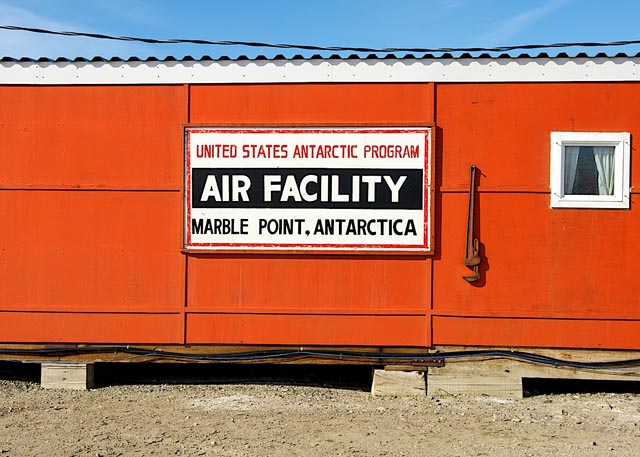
[0,309,183,314]
[186,309,427,316]
[432,312,640,321]
[0,187,181,192]
[437,189,640,194]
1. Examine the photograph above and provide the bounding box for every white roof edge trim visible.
[0,57,639,85]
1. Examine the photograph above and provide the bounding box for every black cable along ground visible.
[1,24,640,55]
[1,346,640,370]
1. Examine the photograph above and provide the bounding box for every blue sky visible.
[0,0,639,58]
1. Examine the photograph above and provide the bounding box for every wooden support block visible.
[428,358,524,398]
[41,363,95,390]
[427,353,640,399]
[371,369,426,396]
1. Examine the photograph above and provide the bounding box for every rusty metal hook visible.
[463,165,481,282]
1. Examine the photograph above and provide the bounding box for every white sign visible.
[184,127,432,253]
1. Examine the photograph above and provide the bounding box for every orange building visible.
[0,53,638,352]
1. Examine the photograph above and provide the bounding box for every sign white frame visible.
[184,126,433,254]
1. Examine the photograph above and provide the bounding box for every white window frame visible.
[550,131,631,209]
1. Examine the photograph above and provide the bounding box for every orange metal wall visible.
[0,83,433,346]
[0,86,187,343]
[433,82,640,349]
[187,84,434,346]
[1,81,639,349]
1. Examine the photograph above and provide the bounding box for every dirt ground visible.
[0,363,639,457]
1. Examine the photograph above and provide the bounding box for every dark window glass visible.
[569,146,599,195]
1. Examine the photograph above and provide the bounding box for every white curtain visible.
[564,145,615,195]
[563,146,580,194]
[593,146,615,195]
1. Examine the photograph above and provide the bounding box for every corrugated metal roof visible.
[1,51,639,63]
[3,51,640,85]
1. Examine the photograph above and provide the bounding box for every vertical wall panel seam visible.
[182,83,191,344]
[429,82,438,347]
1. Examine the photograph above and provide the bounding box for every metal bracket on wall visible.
[463,165,481,282]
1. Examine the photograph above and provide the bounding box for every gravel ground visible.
[0,363,639,456]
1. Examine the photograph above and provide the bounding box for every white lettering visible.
[280,175,302,202]
[361,176,382,202]
[300,175,318,202]
[200,175,222,202]
[384,175,407,203]
[330,175,349,202]
[263,175,281,202]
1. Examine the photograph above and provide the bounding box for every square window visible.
[550,132,630,209]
